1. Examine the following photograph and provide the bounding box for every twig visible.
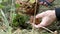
[41,27,54,33]
[31,0,37,34]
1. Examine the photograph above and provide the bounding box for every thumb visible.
[32,23,42,28]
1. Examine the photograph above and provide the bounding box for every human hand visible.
[32,10,56,28]
[38,0,54,6]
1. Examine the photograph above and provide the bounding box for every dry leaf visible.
[30,16,40,25]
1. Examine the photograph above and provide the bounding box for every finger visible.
[36,12,45,18]
[44,2,47,5]
[43,2,48,7]
[39,17,53,27]
[31,23,42,28]
[39,2,43,5]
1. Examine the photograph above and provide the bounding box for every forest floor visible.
[0,0,60,34]
[13,0,60,34]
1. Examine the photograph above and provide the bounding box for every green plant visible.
[12,14,32,29]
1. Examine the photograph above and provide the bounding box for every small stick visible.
[41,27,54,33]
[31,0,38,34]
